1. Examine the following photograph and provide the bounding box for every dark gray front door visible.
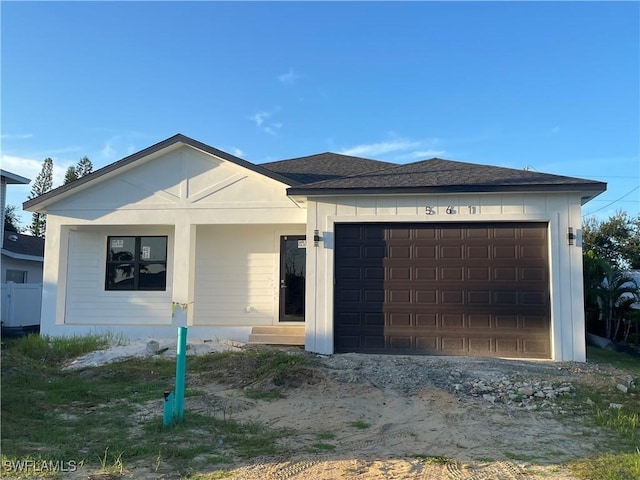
[279,235,306,322]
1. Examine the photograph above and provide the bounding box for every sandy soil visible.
[67,343,619,479]
[179,363,592,479]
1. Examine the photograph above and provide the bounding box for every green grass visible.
[569,451,640,480]
[596,408,639,442]
[415,455,454,465]
[3,332,114,365]
[311,442,336,451]
[316,431,336,440]
[349,420,370,430]
[0,336,299,477]
[587,345,640,375]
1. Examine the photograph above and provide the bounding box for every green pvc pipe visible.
[162,391,174,427]
[174,326,187,422]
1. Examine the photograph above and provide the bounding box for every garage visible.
[334,222,551,358]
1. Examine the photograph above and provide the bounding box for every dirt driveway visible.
[149,352,615,480]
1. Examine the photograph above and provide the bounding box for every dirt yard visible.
[78,347,630,480]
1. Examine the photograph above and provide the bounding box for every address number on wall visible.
[425,206,477,215]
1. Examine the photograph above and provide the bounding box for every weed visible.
[4,333,112,366]
[312,442,336,451]
[596,407,639,441]
[569,450,640,480]
[349,420,370,430]
[316,431,336,440]
[98,447,124,474]
[587,346,640,374]
[503,451,538,462]
[416,455,454,465]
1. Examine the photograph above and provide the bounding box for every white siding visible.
[64,229,173,325]
[1,256,43,283]
[193,225,305,326]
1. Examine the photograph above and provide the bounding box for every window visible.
[106,236,167,291]
[6,270,27,283]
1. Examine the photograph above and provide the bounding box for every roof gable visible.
[23,134,296,211]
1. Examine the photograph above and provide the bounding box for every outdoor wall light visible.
[313,229,321,247]
[568,227,575,246]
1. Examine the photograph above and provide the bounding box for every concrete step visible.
[248,325,305,346]
[251,325,305,335]
[247,333,305,346]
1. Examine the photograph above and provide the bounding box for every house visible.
[23,134,606,361]
[2,170,45,329]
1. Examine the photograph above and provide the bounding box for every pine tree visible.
[28,157,54,238]
[76,156,93,178]
[3,204,23,233]
[64,166,78,185]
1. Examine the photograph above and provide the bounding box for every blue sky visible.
[2,1,639,229]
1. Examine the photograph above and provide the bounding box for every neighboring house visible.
[1,231,45,284]
[1,170,45,328]
[24,134,606,361]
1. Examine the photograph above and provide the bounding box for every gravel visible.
[318,353,603,413]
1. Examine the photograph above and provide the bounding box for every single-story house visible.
[24,134,606,361]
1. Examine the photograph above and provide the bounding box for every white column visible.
[171,221,196,326]
[39,217,69,333]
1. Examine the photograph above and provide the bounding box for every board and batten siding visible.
[63,229,173,325]
[193,224,306,326]
[304,192,587,361]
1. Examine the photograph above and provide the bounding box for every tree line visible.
[4,156,93,238]
[582,211,640,344]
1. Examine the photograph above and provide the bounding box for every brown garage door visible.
[334,223,550,358]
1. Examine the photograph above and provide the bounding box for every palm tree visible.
[593,266,639,340]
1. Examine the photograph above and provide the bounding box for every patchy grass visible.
[316,431,336,440]
[311,442,336,451]
[0,337,298,477]
[349,420,370,430]
[587,346,640,374]
[416,455,454,465]
[569,450,640,480]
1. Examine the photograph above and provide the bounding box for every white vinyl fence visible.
[1,282,42,327]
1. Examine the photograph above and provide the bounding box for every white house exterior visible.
[24,134,606,361]
[1,170,45,328]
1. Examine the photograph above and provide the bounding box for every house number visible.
[425,205,477,215]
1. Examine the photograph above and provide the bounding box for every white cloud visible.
[0,154,72,186]
[277,68,301,85]
[101,141,115,159]
[231,147,244,157]
[264,123,282,136]
[397,149,446,161]
[1,153,75,225]
[0,133,33,140]
[250,111,269,127]
[249,109,282,135]
[340,140,421,157]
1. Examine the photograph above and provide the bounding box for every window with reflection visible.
[106,236,167,290]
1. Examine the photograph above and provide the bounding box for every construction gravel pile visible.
[319,353,600,412]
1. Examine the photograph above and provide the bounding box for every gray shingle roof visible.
[2,232,45,258]
[261,153,395,184]
[23,134,606,211]
[286,157,607,196]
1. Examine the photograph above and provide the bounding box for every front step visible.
[248,325,305,346]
